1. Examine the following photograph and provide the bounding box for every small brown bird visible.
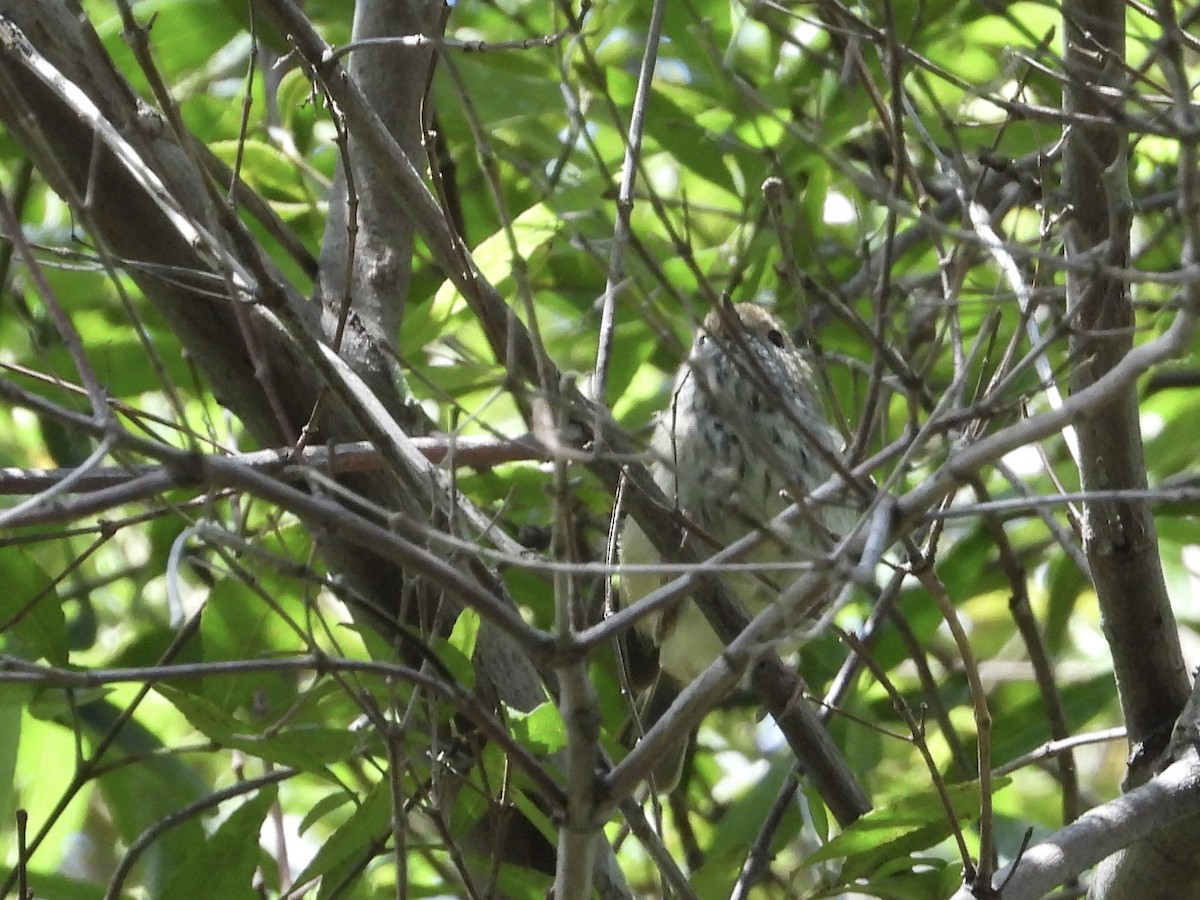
[620,302,846,684]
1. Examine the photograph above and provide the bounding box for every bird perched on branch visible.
[619,302,849,786]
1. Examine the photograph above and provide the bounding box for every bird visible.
[618,302,848,787]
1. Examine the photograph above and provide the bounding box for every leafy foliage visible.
[1,0,1199,898]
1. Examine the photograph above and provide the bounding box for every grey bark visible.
[1059,0,1196,897]
[951,749,1200,900]
[1062,0,1189,776]
[315,0,442,407]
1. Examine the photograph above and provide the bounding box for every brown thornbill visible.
[619,303,849,787]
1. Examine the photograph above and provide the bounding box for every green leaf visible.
[87,700,209,895]
[293,780,391,889]
[432,202,564,313]
[641,84,738,196]
[448,607,481,663]
[508,780,558,854]
[159,787,277,900]
[0,549,68,666]
[157,685,358,772]
[847,858,964,899]
[802,779,991,869]
[18,871,106,900]
[430,607,482,690]
[691,842,745,900]
[988,675,1116,767]
[431,638,474,692]
[0,683,29,824]
[209,139,310,202]
[198,577,302,717]
[299,790,354,837]
[509,701,566,755]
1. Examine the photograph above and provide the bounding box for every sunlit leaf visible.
[0,550,68,666]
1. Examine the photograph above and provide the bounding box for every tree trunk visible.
[1060,0,1198,895]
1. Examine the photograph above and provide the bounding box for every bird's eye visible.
[766,329,785,348]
